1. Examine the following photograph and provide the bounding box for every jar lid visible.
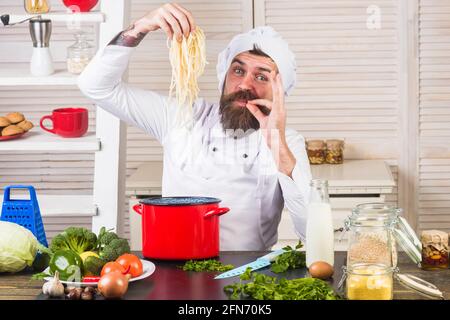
[326,139,344,149]
[347,203,399,227]
[394,216,422,265]
[306,140,325,150]
[351,203,400,221]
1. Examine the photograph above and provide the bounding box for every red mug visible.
[40,108,88,138]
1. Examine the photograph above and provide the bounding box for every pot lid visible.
[139,196,222,206]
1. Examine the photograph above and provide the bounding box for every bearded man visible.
[78,3,311,251]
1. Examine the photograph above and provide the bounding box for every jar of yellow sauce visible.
[345,263,393,300]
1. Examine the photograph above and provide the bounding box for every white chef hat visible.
[216,26,297,96]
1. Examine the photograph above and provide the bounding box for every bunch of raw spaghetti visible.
[168,27,207,126]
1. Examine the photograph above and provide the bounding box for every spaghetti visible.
[168,27,207,126]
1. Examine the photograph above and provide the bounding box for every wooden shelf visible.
[0,130,100,152]
[0,67,78,86]
[8,11,105,23]
[0,194,96,217]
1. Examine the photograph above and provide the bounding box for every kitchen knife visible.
[214,249,286,279]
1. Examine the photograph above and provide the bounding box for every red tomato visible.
[116,254,143,278]
[101,261,128,277]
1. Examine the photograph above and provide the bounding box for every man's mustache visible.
[221,90,271,115]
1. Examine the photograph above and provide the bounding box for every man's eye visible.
[234,67,244,75]
[256,74,268,81]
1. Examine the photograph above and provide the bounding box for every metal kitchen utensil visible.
[0,185,48,247]
[214,249,286,279]
[0,14,41,26]
[1,14,54,76]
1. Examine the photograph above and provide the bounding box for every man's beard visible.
[219,89,271,132]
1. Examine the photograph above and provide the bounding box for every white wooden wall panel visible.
[418,0,450,233]
[257,0,401,209]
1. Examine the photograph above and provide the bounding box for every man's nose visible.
[238,73,254,91]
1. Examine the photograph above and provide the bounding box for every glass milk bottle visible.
[306,179,334,267]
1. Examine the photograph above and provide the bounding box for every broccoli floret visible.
[95,227,119,251]
[94,227,118,249]
[99,238,130,262]
[50,227,97,254]
[83,256,106,276]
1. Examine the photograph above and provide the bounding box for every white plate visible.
[43,259,156,287]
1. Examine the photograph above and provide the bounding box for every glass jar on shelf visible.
[24,0,50,14]
[325,139,344,164]
[306,140,326,164]
[67,31,94,74]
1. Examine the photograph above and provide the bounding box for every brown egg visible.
[308,261,334,279]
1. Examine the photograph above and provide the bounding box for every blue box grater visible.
[1,185,48,247]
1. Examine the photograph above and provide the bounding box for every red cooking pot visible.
[133,196,230,260]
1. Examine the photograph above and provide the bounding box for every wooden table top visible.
[0,251,448,300]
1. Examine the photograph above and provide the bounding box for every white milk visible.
[306,202,335,267]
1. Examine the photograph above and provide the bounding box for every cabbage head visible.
[0,221,50,273]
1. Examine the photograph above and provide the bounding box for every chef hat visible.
[216,26,297,96]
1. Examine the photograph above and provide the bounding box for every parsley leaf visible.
[180,259,234,272]
[223,267,340,300]
[270,241,306,273]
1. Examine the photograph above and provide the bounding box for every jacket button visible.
[243,154,248,158]
[212,147,218,152]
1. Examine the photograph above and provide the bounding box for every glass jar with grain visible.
[325,139,344,164]
[306,140,326,164]
[343,203,422,269]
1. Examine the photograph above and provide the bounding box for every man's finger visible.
[161,9,183,41]
[247,99,272,110]
[276,74,285,112]
[270,71,280,108]
[166,3,191,37]
[157,16,173,40]
[246,102,267,123]
[172,3,196,32]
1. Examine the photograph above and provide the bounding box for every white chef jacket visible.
[77,44,312,251]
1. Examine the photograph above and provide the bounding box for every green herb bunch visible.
[224,268,340,300]
[271,241,306,273]
[181,259,234,272]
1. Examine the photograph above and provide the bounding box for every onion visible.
[98,271,131,299]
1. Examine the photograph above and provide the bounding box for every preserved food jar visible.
[325,139,344,164]
[421,230,448,270]
[306,140,326,164]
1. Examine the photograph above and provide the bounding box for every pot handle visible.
[204,207,230,219]
[133,204,143,215]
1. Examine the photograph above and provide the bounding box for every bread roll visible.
[17,120,34,132]
[0,116,11,127]
[2,125,25,136]
[6,112,25,124]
